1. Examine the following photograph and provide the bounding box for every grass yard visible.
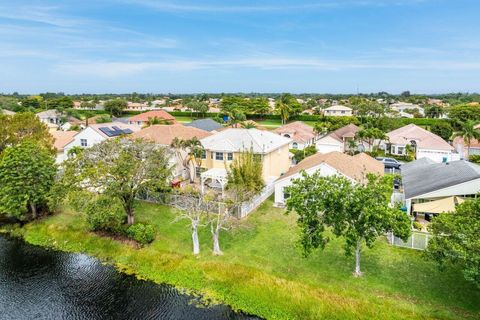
[6,200,479,320]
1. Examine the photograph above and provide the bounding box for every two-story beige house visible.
[199,128,291,184]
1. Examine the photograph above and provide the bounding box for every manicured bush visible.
[127,223,155,245]
[85,196,126,234]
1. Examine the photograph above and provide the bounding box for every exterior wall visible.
[454,142,480,159]
[416,148,454,163]
[388,144,455,163]
[324,109,352,117]
[274,163,344,205]
[39,116,60,125]
[200,144,290,182]
[316,135,343,153]
[262,144,291,180]
[64,127,106,154]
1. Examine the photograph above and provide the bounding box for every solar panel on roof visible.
[122,129,133,134]
[99,127,115,137]
[112,126,121,131]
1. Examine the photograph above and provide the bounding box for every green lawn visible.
[6,200,479,320]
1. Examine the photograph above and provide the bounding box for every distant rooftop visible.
[185,118,223,132]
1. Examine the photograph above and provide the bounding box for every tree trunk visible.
[30,202,37,220]
[211,224,223,255]
[192,224,200,255]
[127,207,135,225]
[353,241,363,277]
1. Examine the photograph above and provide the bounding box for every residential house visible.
[323,105,353,117]
[452,124,480,159]
[383,124,456,162]
[50,130,78,163]
[273,121,318,150]
[125,102,149,111]
[127,110,176,126]
[389,102,424,116]
[64,122,140,154]
[60,116,84,131]
[199,128,291,183]
[315,124,365,154]
[36,109,62,126]
[185,118,224,132]
[401,158,480,214]
[131,124,212,179]
[274,151,383,206]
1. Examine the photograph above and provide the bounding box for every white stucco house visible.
[323,105,353,117]
[36,109,63,126]
[274,151,383,206]
[382,124,457,163]
[389,102,424,116]
[64,122,141,154]
[315,124,367,154]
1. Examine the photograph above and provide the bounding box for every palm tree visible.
[453,120,480,158]
[276,100,291,124]
[170,137,204,183]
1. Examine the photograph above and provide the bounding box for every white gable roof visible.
[200,128,291,154]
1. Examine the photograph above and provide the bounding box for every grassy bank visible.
[3,200,479,320]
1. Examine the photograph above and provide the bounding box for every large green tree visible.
[63,138,172,224]
[426,198,480,287]
[104,99,127,117]
[0,141,56,220]
[0,112,54,154]
[286,174,410,276]
[430,122,453,141]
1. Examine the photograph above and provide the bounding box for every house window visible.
[341,111,345,114]
[80,139,87,147]
[292,142,298,149]
[137,121,142,125]
[397,146,405,155]
[215,152,224,161]
[201,150,206,159]
[227,153,233,161]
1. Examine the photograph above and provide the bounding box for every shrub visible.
[469,155,480,164]
[413,221,423,231]
[85,196,126,234]
[127,223,155,245]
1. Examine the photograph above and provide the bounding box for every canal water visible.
[0,235,258,320]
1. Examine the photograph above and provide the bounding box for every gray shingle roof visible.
[185,118,223,132]
[402,159,480,199]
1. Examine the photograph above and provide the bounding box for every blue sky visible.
[1,0,479,94]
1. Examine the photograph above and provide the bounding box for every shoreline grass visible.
[2,199,479,320]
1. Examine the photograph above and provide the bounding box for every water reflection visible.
[0,235,258,320]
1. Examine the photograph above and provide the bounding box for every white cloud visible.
[122,0,429,13]
[53,55,480,78]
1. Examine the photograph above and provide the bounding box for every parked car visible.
[376,157,402,169]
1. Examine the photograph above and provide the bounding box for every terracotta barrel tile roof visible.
[128,110,176,122]
[130,124,211,145]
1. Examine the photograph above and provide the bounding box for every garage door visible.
[316,144,342,154]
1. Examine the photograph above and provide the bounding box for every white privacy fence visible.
[236,184,275,219]
[387,231,431,250]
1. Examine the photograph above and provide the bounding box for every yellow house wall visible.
[200,144,290,182]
